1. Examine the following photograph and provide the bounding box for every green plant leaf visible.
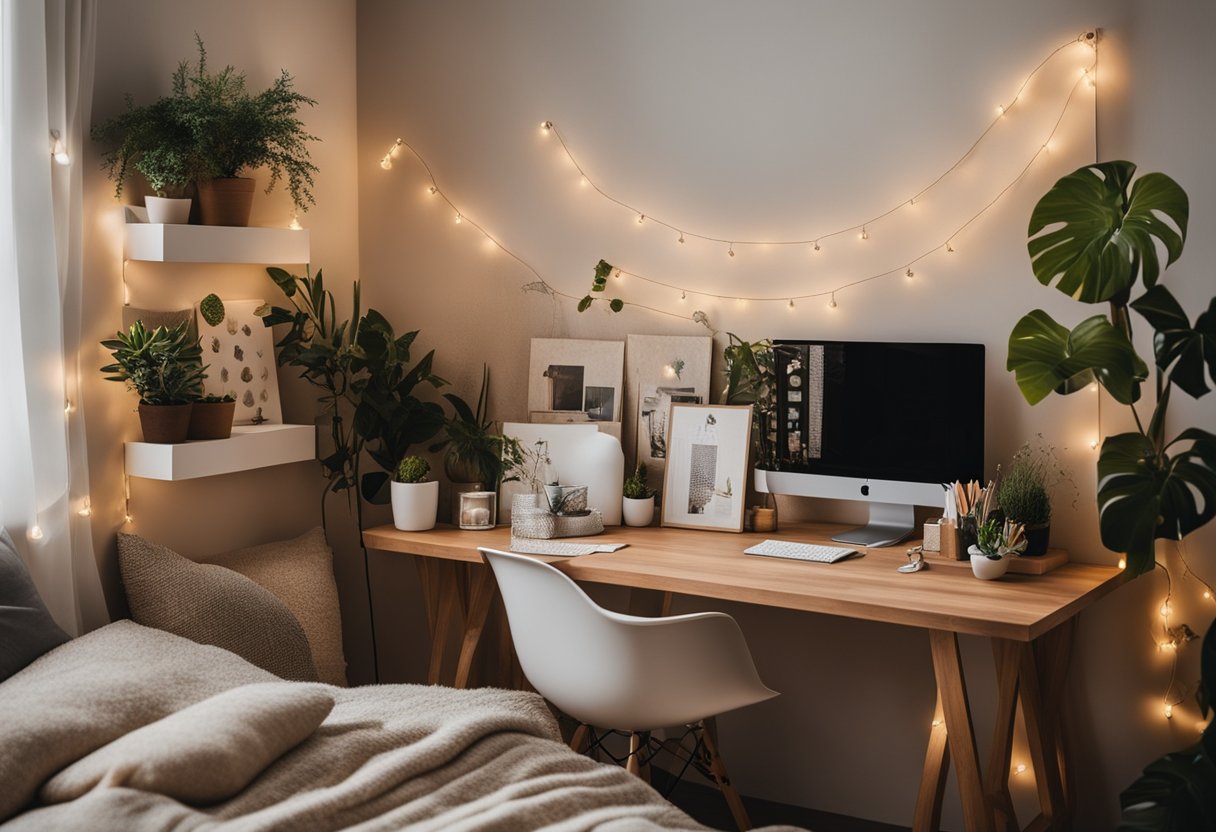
[1028,161,1189,303]
[1117,744,1216,831]
[1007,310,1147,405]
[1098,428,1216,575]
[609,298,624,313]
[266,267,297,297]
[577,295,593,313]
[199,293,225,327]
[1131,287,1216,399]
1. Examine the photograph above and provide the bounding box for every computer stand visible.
[831,502,916,548]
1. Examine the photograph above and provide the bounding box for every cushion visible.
[41,682,334,806]
[118,534,318,682]
[204,528,347,686]
[0,528,70,681]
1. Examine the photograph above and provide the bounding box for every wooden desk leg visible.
[987,640,1021,832]
[627,588,673,618]
[453,564,496,689]
[416,558,464,686]
[913,691,950,832]
[929,630,993,832]
[1021,620,1075,830]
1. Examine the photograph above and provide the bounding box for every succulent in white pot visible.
[622,462,656,527]
[390,456,439,532]
[968,518,1027,580]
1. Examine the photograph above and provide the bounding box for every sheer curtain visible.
[0,0,104,635]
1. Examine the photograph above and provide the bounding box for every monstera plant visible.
[1007,161,1215,576]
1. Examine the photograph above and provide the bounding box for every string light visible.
[678,232,685,243]
[637,213,645,224]
[379,155,393,171]
[1160,602,1172,618]
[905,267,914,279]
[1164,703,1173,719]
[77,500,92,518]
[1014,764,1027,775]
[788,299,795,309]
[813,240,820,252]
[27,525,43,541]
[50,130,70,165]
[1118,558,1126,570]
[64,398,74,415]
[945,242,955,253]
[537,34,1094,252]
[680,290,686,301]
[728,243,735,257]
[828,293,837,310]
[454,212,462,224]
[859,226,869,241]
[288,215,302,231]
[428,185,438,195]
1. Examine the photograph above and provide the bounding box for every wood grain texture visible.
[930,630,993,832]
[366,522,1126,641]
[913,692,949,832]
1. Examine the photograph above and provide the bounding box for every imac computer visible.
[754,340,984,547]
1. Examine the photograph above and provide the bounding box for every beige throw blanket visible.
[0,622,787,831]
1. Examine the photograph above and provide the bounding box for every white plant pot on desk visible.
[391,480,439,531]
[968,545,1010,580]
[622,496,655,527]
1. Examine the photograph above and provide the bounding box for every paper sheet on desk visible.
[509,537,629,557]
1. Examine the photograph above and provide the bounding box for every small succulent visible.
[199,293,226,327]
[975,517,1028,560]
[197,393,236,403]
[395,455,430,484]
[623,462,655,500]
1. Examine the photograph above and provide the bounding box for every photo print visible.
[527,338,624,426]
[660,403,752,533]
[195,298,282,425]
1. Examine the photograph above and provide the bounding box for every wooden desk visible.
[364,521,1126,832]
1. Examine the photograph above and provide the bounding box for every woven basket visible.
[512,508,604,539]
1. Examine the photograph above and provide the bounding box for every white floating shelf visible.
[125,424,316,481]
[123,211,310,264]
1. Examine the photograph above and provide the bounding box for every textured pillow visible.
[0,528,70,681]
[204,528,347,686]
[118,534,318,682]
[41,682,334,805]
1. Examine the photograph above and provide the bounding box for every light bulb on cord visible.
[906,268,915,279]
[1204,590,1212,600]
[1118,557,1126,570]
[859,226,869,241]
[678,232,684,244]
[379,156,392,170]
[1014,764,1027,775]
[946,242,955,253]
[1160,602,1172,617]
[1164,703,1174,719]
[828,293,837,310]
[680,290,686,301]
[541,120,553,133]
[637,213,645,224]
[27,525,43,541]
[289,215,302,231]
[50,130,69,165]
[788,299,795,309]
[813,240,821,252]
[728,243,735,257]
[78,501,93,518]
[454,213,462,224]
[997,105,1006,116]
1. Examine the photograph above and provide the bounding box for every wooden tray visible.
[923,547,1068,575]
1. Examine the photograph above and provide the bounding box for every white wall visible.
[354,1,1216,827]
[85,0,374,677]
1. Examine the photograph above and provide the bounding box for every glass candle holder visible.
[459,491,497,530]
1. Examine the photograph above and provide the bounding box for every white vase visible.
[145,196,192,224]
[561,431,625,526]
[391,480,439,531]
[622,496,655,527]
[969,544,1010,580]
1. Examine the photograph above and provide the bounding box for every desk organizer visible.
[512,507,604,539]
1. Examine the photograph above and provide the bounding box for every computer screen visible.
[773,340,985,485]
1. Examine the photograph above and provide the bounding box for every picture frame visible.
[195,298,282,425]
[623,334,713,500]
[527,338,624,424]
[660,404,752,533]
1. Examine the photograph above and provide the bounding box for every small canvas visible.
[624,335,713,498]
[527,339,625,423]
[195,298,282,425]
[660,404,752,533]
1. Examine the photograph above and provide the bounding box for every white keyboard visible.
[744,539,859,564]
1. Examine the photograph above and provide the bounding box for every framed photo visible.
[195,298,282,425]
[624,334,713,498]
[527,338,624,423]
[660,404,752,533]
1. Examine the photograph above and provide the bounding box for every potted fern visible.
[391,456,438,532]
[100,320,205,443]
[92,96,195,223]
[997,440,1074,556]
[622,462,656,527]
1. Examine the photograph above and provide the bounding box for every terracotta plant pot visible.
[138,403,193,444]
[197,177,255,226]
[187,400,236,440]
[145,196,192,224]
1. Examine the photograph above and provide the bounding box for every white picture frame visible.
[527,338,624,424]
[195,298,282,425]
[660,404,752,533]
[624,334,713,499]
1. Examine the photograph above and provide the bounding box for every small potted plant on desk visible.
[622,462,656,527]
[969,518,1028,580]
[997,440,1074,556]
[101,320,205,444]
[391,455,439,532]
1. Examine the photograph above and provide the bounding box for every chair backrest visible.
[481,548,776,731]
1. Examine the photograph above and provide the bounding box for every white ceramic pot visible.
[391,480,439,531]
[145,196,192,224]
[968,544,1010,580]
[622,496,655,527]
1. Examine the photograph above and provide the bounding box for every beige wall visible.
[354,1,1216,827]
[85,0,374,676]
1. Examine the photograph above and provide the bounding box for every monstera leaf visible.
[1028,161,1189,303]
[1098,428,1216,575]
[1131,287,1216,399]
[1007,310,1147,405]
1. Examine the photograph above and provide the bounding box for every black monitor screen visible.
[773,340,984,485]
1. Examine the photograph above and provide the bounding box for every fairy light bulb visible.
[828,293,837,310]
[931,719,942,728]
[859,226,869,241]
[677,232,685,244]
[997,104,1006,116]
[64,398,74,415]
[50,130,69,165]
[1204,590,1212,600]
[946,242,955,253]
[905,268,915,279]
[1160,602,1172,617]
[28,525,44,541]
[454,213,462,224]
[1014,764,1027,775]
[637,213,645,224]
[813,240,821,252]
[1118,557,1126,570]
[1164,703,1174,719]
[380,156,392,170]
[1089,437,1099,450]
[288,216,302,231]
[788,299,795,309]
[124,513,133,525]
[541,120,553,133]
[1090,382,1099,392]
[613,268,622,279]
[77,501,93,518]
[728,243,735,257]
[680,290,686,301]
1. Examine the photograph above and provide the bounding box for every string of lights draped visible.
[542,31,1097,253]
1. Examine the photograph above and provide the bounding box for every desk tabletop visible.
[363,522,1128,641]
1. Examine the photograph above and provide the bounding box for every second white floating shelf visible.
[124,215,310,264]
[126,424,316,481]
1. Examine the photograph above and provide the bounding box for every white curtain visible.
[0,0,104,635]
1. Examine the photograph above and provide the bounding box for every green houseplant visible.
[969,517,1027,580]
[622,462,656,527]
[101,320,205,443]
[1006,161,1215,576]
[430,365,523,489]
[92,96,195,223]
[390,455,438,532]
[997,440,1075,556]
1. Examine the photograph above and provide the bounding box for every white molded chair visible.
[481,547,777,830]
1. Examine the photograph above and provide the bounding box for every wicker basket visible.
[512,507,604,539]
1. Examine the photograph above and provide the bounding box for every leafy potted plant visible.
[622,462,656,527]
[969,517,1028,580]
[997,440,1075,556]
[101,320,205,443]
[1006,161,1214,576]
[174,36,318,226]
[92,96,195,223]
[391,456,439,532]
